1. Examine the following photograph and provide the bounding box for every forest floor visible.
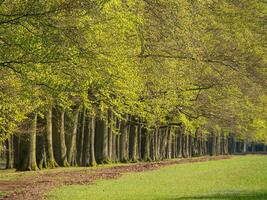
[0,156,230,200]
[45,155,267,200]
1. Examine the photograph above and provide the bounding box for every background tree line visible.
[0,0,266,170]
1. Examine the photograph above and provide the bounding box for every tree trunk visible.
[119,116,129,162]
[177,128,182,157]
[112,131,117,161]
[211,133,216,156]
[183,134,189,158]
[188,134,192,158]
[224,135,229,155]
[77,109,86,166]
[154,128,160,160]
[251,142,255,152]
[113,118,121,162]
[5,136,13,169]
[172,132,177,158]
[160,128,168,159]
[96,116,109,163]
[13,134,20,169]
[37,130,47,169]
[89,116,97,166]
[67,108,79,166]
[82,115,90,166]
[58,110,69,167]
[216,133,221,155]
[23,113,38,171]
[166,128,172,159]
[46,106,58,168]
[107,109,113,161]
[129,122,138,162]
[138,122,142,160]
[143,128,151,161]
[243,140,247,153]
[229,135,236,154]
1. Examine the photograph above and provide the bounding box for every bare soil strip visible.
[0,156,230,200]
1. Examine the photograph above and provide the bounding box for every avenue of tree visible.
[0,0,266,170]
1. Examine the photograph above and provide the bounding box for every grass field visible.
[45,156,267,200]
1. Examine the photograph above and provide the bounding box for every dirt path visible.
[0,156,230,200]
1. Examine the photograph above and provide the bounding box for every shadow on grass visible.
[157,191,267,200]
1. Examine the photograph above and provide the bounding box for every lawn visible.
[45,155,267,200]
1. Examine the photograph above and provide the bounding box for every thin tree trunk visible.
[216,133,221,155]
[155,128,160,160]
[150,131,155,161]
[108,109,113,161]
[188,134,192,158]
[112,131,117,161]
[89,116,97,166]
[78,109,86,165]
[224,135,228,155]
[5,136,13,169]
[114,118,121,162]
[58,110,69,167]
[166,128,172,159]
[138,122,142,160]
[171,132,176,158]
[177,128,182,157]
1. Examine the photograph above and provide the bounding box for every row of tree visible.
[4,110,263,170]
[0,0,266,170]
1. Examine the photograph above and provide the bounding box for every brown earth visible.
[0,156,230,200]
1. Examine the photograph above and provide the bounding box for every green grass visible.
[45,156,267,200]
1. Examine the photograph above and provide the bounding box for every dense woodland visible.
[0,0,266,170]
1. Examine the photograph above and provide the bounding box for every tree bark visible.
[77,109,86,166]
[46,106,58,168]
[211,133,216,156]
[160,128,168,159]
[143,128,151,161]
[107,109,113,161]
[5,136,13,169]
[37,130,47,169]
[89,116,97,166]
[166,128,172,159]
[23,113,38,171]
[67,108,79,166]
[96,115,109,164]
[243,140,247,153]
[119,116,128,162]
[58,110,69,167]
[177,127,182,157]
[13,134,20,169]
[154,128,160,160]
[129,119,138,162]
